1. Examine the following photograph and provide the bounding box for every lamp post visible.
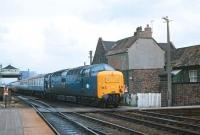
[162,16,172,106]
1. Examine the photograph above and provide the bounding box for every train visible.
[9,64,125,107]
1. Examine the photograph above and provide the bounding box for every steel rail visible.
[18,96,100,135]
[18,96,60,135]
[32,105,61,135]
[134,110,200,125]
[102,112,200,135]
[121,111,200,131]
[73,112,147,135]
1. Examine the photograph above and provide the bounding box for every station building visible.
[93,25,200,106]
[160,45,200,106]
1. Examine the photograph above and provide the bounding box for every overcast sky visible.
[0,0,200,74]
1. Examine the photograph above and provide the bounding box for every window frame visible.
[189,70,198,82]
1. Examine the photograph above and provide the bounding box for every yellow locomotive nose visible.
[97,71,124,98]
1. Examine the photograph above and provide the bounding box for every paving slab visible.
[0,109,23,135]
[21,108,55,135]
[0,108,54,135]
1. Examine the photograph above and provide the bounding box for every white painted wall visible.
[128,38,165,69]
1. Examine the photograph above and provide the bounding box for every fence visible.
[123,93,161,108]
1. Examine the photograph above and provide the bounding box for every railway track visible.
[99,111,200,135]
[18,96,147,135]
[18,95,200,135]
[130,110,200,125]
[18,96,101,135]
[68,112,147,135]
[147,108,200,116]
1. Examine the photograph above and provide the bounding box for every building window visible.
[189,70,197,82]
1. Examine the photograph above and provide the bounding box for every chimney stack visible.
[134,24,152,38]
[144,24,152,37]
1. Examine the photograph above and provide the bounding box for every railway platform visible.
[0,96,55,135]
[0,108,54,135]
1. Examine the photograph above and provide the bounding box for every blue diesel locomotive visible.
[9,64,125,107]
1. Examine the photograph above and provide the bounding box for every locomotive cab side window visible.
[84,68,90,77]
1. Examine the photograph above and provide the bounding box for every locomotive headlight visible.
[86,84,90,89]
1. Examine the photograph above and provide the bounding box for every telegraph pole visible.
[0,64,2,86]
[89,50,93,65]
[162,16,172,106]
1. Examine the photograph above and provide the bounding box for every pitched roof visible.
[3,65,18,69]
[158,42,176,52]
[172,45,200,67]
[104,25,154,56]
[158,42,176,60]
[106,36,137,55]
[102,40,116,52]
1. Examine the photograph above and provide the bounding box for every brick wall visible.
[128,69,163,94]
[159,75,200,106]
[107,53,129,70]
[159,75,168,107]
[172,83,200,106]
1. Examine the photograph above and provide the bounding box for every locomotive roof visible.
[51,69,69,75]
[68,64,114,71]
[26,74,45,79]
[9,74,45,85]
